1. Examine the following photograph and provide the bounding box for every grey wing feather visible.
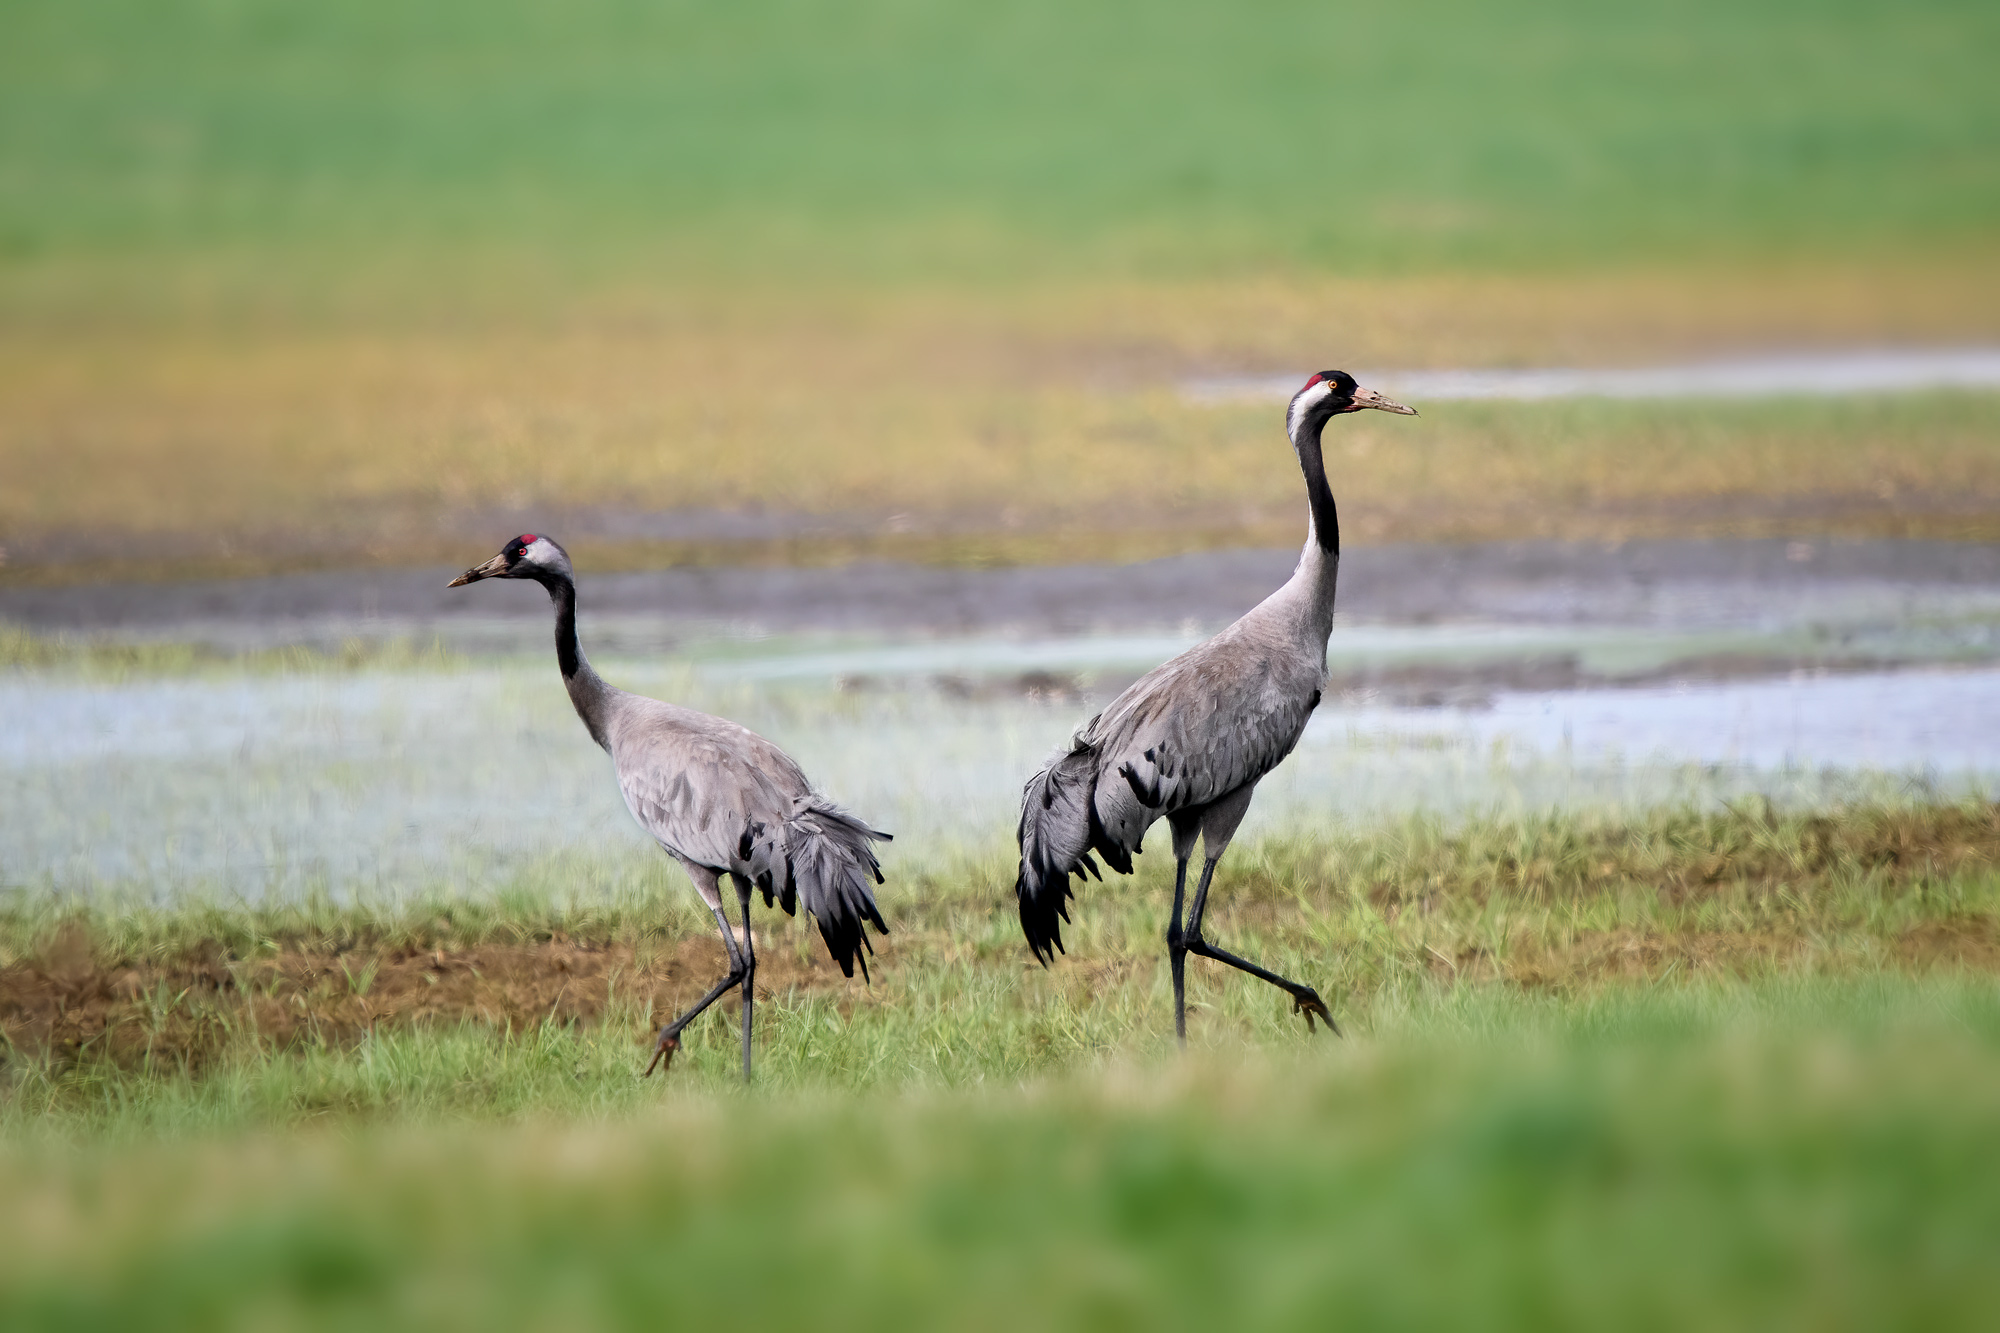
[612,703,890,978]
[613,713,806,870]
[1014,623,1321,965]
[1085,646,1320,846]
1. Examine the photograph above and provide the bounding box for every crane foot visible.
[643,1031,681,1077]
[1293,989,1340,1037]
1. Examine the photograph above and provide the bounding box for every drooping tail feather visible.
[740,798,891,980]
[1016,740,1132,965]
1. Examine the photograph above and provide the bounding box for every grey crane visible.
[1015,370,1416,1043]
[449,534,890,1081]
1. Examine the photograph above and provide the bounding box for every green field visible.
[10,375,2000,585]
[4,0,2000,579]
[4,641,1999,1327]
[4,798,2000,1326]
[6,0,2000,1323]
[4,0,1997,284]
[7,797,1998,1114]
[3,984,2000,1330]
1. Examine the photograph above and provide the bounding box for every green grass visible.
[6,797,1996,1123]
[7,4,1999,1313]
[4,0,1998,580]
[8,362,2000,585]
[3,0,1997,289]
[4,981,2000,1329]
[4,800,1998,1326]
[0,627,463,678]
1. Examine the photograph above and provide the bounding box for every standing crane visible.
[450,534,890,1081]
[1015,371,1416,1043]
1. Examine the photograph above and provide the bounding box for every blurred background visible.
[4,0,2000,1325]
[5,0,1999,884]
[4,0,1998,581]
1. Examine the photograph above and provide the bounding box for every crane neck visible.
[1285,406,1342,639]
[541,572,616,750]
[1293,406,1341,560]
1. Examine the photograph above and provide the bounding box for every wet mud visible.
[1,928,855,1075]
[7,537,2000,646]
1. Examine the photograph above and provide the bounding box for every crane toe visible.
[642,1031,681,1077]
[1293,989,1339,1037]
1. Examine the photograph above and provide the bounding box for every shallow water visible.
[1326,667,2000,774]
[1185,347,2000,404]
[12,531,1998,904]
[4,644,1991,901]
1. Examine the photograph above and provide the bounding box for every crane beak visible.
[448,553,510,588]
[1350,386,1418,416]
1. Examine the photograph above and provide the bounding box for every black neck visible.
[1296,408,1340,556]
[535,570,615,749]
[545,573,583,678]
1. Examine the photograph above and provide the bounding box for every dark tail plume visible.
[741,798,891,980]
[1016,741,1130,965]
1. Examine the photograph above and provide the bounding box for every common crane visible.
[1015,371,1416,1042]
[450,535,890,1081]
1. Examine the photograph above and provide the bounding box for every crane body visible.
[1016,371,1417,1041]
[450,536,889,1080]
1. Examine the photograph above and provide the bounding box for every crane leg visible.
[1166,857,1191,1048]
[735,876,757,1085]
[1184,857,1338,1036]
[643,902,749,1076]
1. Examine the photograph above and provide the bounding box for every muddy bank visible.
[6,538,2000,648]
[9,914,1998,1078]
[0,926,858,1075]
[6,802,1995,1075]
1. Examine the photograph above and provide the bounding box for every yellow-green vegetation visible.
[8,314,2000,583]
[16,991,2000,1329]
[5,0,2000,580]
[4,0,1996,281]
[8,1,2000,1321]
[5,799,1995,1119]
[0,626,460,678]
[5,794,1999,1325]
[4,989,2000,1328]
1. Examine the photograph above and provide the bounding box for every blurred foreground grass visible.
[4,800,1998,1326]
[3,981,2000,1329]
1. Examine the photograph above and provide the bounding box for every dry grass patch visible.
[0,923,857,1076]
[6,266,2000,581]
[1339,802,2000,915]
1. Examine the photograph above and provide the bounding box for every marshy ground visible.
[5,799,1999,1089]
[12,474,2000,1333]
[7,0,2000,1323]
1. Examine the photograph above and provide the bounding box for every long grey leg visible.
[712,902,745,971]
[644,877,749,1077]
[735,875,757,1084]
[1185,856,1338,1035]
[643,965,745,1076]
[1167,857,1191,1047]
[1164,814,1201,1047]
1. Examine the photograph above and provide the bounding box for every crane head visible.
[447,533,570,587]
[1287,370,1418,442]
